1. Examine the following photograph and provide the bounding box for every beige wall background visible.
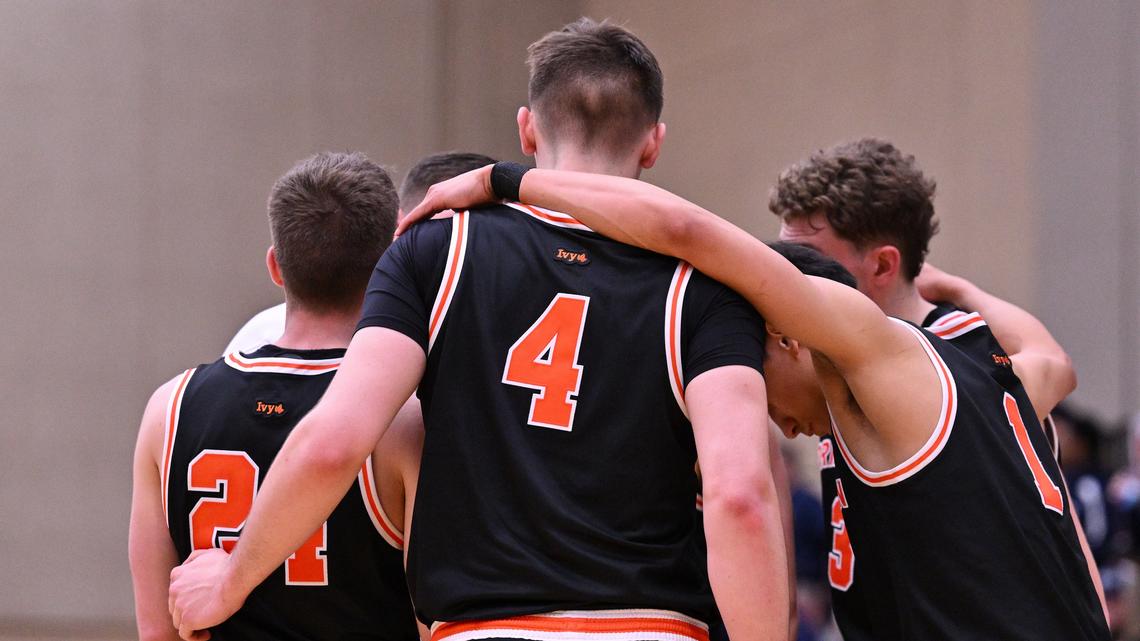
[0,1,1135,636]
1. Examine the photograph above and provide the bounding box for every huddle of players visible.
[130,17,1112,641]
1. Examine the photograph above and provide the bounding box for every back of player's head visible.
[399,151,497,211]
[527,17,663,154]
[769,138,938,281]
[268,151,397,312]
[768,241,859,289]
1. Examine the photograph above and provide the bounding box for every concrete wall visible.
[0,1,1134,634]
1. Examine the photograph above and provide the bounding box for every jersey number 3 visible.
[503,294,590,431]
[188,450,329,586]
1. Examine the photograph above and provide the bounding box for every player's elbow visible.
[291,413,374,477]
[702,473,777,530]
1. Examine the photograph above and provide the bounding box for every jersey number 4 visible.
[503,294,590,431]
[188,450,329,586]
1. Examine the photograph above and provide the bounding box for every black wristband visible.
[490,162,531,202]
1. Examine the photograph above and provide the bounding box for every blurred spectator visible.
[1054,403,1114,563]
[782,442,831,641]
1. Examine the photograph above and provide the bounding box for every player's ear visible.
[870,245,902,283]
[639,122,667,169]
[266,246,285,289]
[766,322,800,356]
[517,106,537,156]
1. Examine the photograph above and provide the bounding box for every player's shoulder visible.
[137,369,197,462]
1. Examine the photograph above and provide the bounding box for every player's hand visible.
[915,263,967,304]
[396,164,496,237]
[168,548,245,641]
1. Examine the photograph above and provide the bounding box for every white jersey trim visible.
[357,456,404,550]
[161,368,196,522]
[505,201,594,232]
[428,211,470,352]
[223,351,341,376]
[926,310,987,340]
[665,261,693,417]
[830,319,959,487]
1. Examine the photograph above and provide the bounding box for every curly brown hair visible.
[768,138,938,280]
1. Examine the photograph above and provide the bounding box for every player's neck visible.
[537,147,642,179]
[275,305,360,351]
[878,281,936,326]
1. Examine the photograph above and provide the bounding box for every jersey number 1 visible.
[1003,393,1064,515]
[502,294,590,431]
[188,450,329,585]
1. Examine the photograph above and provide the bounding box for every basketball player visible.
[223,151,497,355]
[396,162,1111,640]
[768,138,1107,635]
[130,152,419,641]
[169,19,788,641]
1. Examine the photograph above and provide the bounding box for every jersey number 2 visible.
[188,450,329,585]
[503,294,590,431]
[1003,393,1064,515]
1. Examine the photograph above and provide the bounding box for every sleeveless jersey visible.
[163,345,418,641]
[817,321,1108,640]
[358,203,765,637]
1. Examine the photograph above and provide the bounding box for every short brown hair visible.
[527,17,663,153]
[399,151,497,211]
[268,152,397,311]
[769,138,938,280]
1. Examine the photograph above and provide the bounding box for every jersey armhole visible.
[426,211,470,353]
[160,368,196,523]
[358,456,405,550]
[830,320,959,487]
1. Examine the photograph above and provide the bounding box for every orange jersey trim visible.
[505,202,593,231]
[431,609,709,641]
[665,262,693,416]
[224,352,341,373]
[428,210,469,351]
[831,320,958,486]
[160,368,196,521]
[358,457,404,549]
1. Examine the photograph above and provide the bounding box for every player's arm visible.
[916,264,1076,420]
[402,166,908,373]
[689,367,788,641]
[168,329,425,640]
[767,423,797,641]
[129,378,182,641]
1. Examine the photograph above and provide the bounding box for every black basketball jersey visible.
[816,320,1108,641]
[358,203,765,634]
[163,345,418,641]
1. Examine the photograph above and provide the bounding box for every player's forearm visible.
[942,277,1076,412]
[767,432,798,639]
[703,480,790,641]
[517,170,862,363]
[224,411,370,599]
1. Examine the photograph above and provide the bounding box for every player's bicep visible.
[129,382,181,641]
[307,327,426,462]
[1009,351,1074,422]
[687,366,772,497]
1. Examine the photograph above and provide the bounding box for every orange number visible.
[502,294,590,431]
[1003,393,1064,515]
[828,479,855,591]
[188,450,259,553]
[188,449,328,585]
[286,523,328,586]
